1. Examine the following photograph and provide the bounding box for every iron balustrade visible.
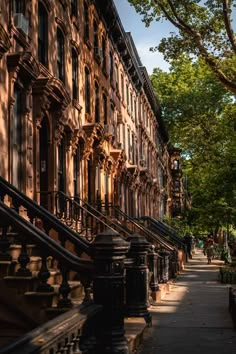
[138,216,186,250]
[0,201,93,309]
[0,176,90,255]
[0,178,154,353]
[98,202,174,252]
[54,191,131,241]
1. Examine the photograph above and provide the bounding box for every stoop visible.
[125,317,147,353]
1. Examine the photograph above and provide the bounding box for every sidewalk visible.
[138,249,236,354]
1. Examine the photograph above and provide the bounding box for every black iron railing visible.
[137,216,186,250]
[0,176,90,255]
[99,202,174,252]
[53,192,132,240]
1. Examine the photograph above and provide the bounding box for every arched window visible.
[103,93,107,124]
[95,81,100,123]
[57,28,65,83]
[72,48,78,99]
[84,1,89,40]
[85,67,90,114]
[38,2,48,66]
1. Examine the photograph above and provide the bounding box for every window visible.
[132,134,135,163]
[84,1,89,40]
[95,81,100,123]
[109,51,113,81]
[121,74,124,100]
[115,63,119,89]
[58,139,65,193]
[103,94,107,124]
[13,0,25,13]
[73,147,80,197]
[38,2,48,65]
[134,99,137,122]
[72,48,78,99]
[126,84,129,107]
[127,128,131,160]
[57,28,65,83]
[85,67,90,114]
[102,36,106,71]
[71,0,77,18]
[93,20,98,49]
[110,104,114,124]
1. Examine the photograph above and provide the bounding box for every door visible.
[39,117,49,208]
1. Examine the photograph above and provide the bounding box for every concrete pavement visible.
[138,249,236,354]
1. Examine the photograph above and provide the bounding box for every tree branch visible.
[153,0,186,32]
[222,0,236,53]
[154,0,236,94]
[166,0,195,35]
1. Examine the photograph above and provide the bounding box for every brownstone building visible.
[0,0,184,219]
[0,1,188,350]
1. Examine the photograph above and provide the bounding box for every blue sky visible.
[113,0,174,74]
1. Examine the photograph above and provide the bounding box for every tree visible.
[150,57,236,233]
[128,0,236,94]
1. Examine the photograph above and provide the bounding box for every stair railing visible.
[100,203,174,252]
[0,201,93,308]
[55,192,132,239]
[138,216,185,249]
[0,176,90,255]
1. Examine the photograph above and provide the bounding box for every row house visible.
[0,1,188,351]
[0,0,180,222]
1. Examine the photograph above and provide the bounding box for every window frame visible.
[85,66,91,115]
[57,27,65,83]
[38,2,48,66]
[72,48,78,100]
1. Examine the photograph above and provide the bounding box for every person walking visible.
[205,235,215,264]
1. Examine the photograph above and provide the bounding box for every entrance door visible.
[87,158,92,204]
[12,86,22,190]
[39,117,49,209]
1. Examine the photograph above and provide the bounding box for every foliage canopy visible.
[150,57,236,234]
[128,0,236,94]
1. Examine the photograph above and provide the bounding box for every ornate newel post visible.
[159,250,170,283]
[91,229,130,354]
[125,234,152,326]
[148,245,159,303]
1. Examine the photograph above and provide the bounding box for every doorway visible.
[39,117,49,209]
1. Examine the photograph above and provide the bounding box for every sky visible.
[113,0,174,74]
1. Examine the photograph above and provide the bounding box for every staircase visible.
[0,176,97,351]
[96,203,186,280]
[0,176,184,352]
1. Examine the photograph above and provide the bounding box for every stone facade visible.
[0,0,182,220]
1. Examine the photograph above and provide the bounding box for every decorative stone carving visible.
[0,24,11,59]
[55,122,65,145]
[7,51,40,82]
